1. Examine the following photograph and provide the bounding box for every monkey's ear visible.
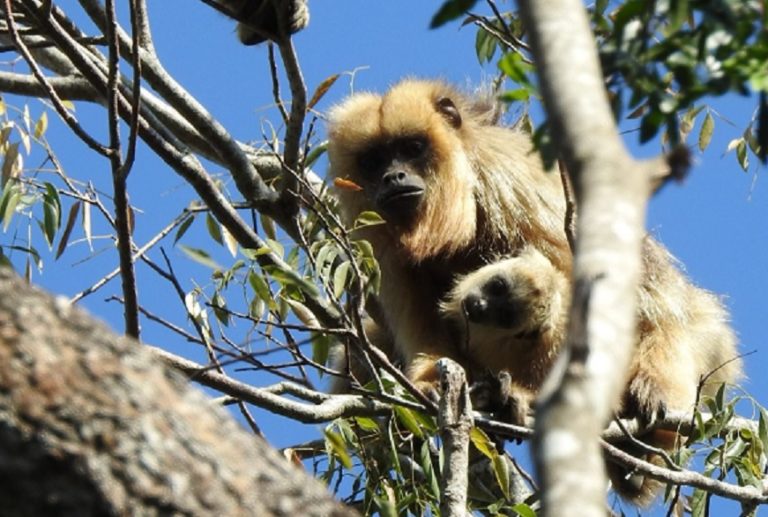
[436,97,462,129]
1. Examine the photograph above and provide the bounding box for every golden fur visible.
[327,79,741,504]
[328,79,570,390]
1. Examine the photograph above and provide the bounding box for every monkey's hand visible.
[406,353,443,403]
[470,370,534,427]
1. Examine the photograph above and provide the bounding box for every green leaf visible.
[248,270,276,309]
[178,245,221,269]
[698,112,714,151]
[354,210,385,229]
[613,0,647,32]
[354,416,380,433]
[498,52,533,87]
[499,88,531,103]
[492,453,511,500]
[311,332,331,367]
[333,260,351,299]
[42,196,59,247]
[211,292,230,326]
[265,238,284,259]
[206,213,223,245]
[757,92,768,163]
[758,408,768,455]
[475,24,497,64]
[419,440,440,499]
[55,201,80,259]
[690,487,708,517]
[394,406,424,438]
[511,503,537,517]
[260,213,276,241]
[0,183,20,231]
[430,0,478,28]
[470,427,497,459]
[324,429,353,469]
[174,214,195,244]
[304,142,327,169]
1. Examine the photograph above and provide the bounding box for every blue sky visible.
[3,1,766,514]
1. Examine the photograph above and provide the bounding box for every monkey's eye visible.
[358,147,387,176]
[485,276,508,298]
[397,137,428,160]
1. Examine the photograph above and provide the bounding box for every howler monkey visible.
[327,79,741,503]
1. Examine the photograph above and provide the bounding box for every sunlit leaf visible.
[82,200,93,251]
[308,74,340,111]
[304,141,327,168]
[221,224,238,257]
[470,427,496,459]
[211,292,230,326]
[492,454,511,500]
[287,299,319,328]
[698,112,714,151]
[333,260,351,299]
[248,270,276,309]
[394,406,423,438]
[324,429,353,469]
[511,503,537,517]
[260,213,276,241]
[34,111,48,139]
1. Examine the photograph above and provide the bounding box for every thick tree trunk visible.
[0,267,356,516]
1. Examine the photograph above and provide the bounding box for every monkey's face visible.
[356,136,429,226]
[328,80,479,260]
[442,249,564,340]
[462,273,529,331]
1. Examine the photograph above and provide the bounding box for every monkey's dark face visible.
[356,136,430,226]
[461,274,529,331]
[328,80,481,259]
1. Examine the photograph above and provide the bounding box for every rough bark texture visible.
[437,358,472,517]
[518,0,651,515]
[0,267,356,516]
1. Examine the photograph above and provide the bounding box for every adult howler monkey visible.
[327,79,741,503]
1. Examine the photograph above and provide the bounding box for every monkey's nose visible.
[462,295,488,321]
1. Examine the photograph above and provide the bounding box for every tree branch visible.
[518,0,659,514]
[0,266,356,516]
[437,358,473,517]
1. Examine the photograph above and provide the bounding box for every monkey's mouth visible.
[379,186,424,205]
[378,187,424,222]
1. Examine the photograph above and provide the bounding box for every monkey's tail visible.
[605,429,678,508]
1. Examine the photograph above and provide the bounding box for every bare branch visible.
[438,358,473,517]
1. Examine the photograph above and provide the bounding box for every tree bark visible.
[0,267,356,516]
[438,358,472,517]
[518,0,654,515]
